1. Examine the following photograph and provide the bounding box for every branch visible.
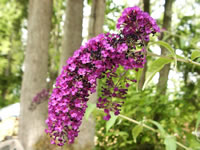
[96,97,192,149]
[118,114,192,150]
[147,51,200,67]
[118,114,156,132]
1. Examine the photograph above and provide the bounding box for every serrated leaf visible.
[191,50,200,60]
[132,125,143,143]
[84,103,96,120]
[148,41,177,70]
[164,135,177,150]
[106,112,118,132]
[149,120,166,137]
[143,58,173,90]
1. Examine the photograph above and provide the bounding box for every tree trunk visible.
[138,0,150,90]
[88,0,106,39]
[72,0,106,150]
[143,0,150,13]
[59,0,83,70]
[19,0,52,150]
[157,0,174,94]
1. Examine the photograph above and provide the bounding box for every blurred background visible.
[0,0,200,149]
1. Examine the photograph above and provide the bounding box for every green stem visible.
[118,114,156,132]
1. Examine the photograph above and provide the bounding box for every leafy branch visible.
[118,114,192,150]
[147,51,200,67]
[142,41,200,90]
[87,105,192,150]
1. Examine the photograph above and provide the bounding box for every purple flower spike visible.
[45,6,160,146]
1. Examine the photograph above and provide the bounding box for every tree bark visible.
[19,0,52,150]
[138,0,150,90]
[72,0,106,150]
[59,0,83,70]
[143,0,150,13]
[88,0,106,39]
[157,0,174,94]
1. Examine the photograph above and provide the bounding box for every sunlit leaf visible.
[87,0,92,5]
[85,103,96,120]
[132,125,143,143]
[143,58,173,90]
[148,41,177,70]
[164,135,177,150]
[191,50,200,60]
[149,120,166,137]
[106,112,118,132]
[176,54,185,59]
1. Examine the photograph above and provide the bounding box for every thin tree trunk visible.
[88,0,106,39]
[19,0,52,150]
[143,0,150,13]
[138,0,150,90]
[157,0,174,94]
[59,0,83,70]
[72,0,106,149]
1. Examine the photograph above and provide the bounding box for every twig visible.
[118,114,156,132]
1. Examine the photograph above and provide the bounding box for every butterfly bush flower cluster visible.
[45,6,160,146]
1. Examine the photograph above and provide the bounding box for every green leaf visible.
[84,103,96,120]
[143,58,173,90]
[87,0,92,5]
[149,41,175,57]
[176,54,185,60]
[195,111,200,132]
[132,125,143,143]
[149,120,166,137]
[148,41,177,70]
[164,135,177,150]
[180,38,186,49]
[106,112,118,132]
[191,50,200,60]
